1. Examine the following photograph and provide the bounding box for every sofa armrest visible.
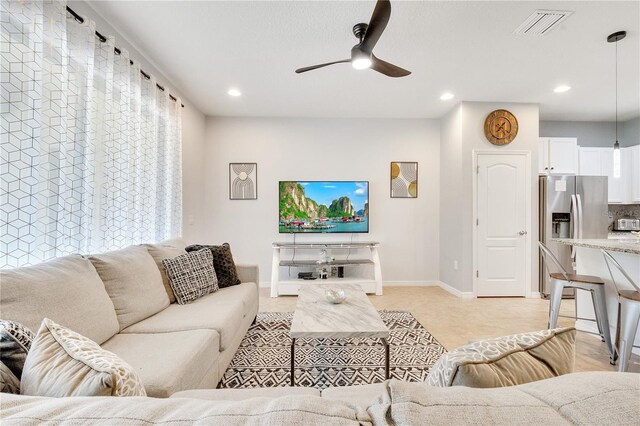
[236,264,259,286]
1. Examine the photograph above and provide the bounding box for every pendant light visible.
[608,30,626,179]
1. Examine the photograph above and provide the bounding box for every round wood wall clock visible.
[484,109,518,145]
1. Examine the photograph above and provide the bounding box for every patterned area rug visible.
[218,310,446,390]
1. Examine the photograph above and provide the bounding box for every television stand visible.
[270,241,382,297]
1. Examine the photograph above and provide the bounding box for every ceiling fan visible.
[295,0,411,78]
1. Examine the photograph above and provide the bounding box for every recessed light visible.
[440,93,454,101]
[553,85,571,93]
[227,88,242,97]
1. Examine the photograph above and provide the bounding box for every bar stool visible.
[538,242,615,364]
[602,249,640,372]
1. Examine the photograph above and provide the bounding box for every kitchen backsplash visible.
[608,204,640,230]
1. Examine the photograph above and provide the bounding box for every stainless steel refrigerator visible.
[538,175,608,298]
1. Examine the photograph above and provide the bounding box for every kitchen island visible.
[551,237,640,356]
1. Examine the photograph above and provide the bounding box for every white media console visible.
[270,241,383,297]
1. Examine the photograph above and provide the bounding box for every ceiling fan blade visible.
[370,55,411,77]
[361,0,391,53]
[295,59,350,74]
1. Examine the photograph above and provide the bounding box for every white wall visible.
[439,106,464,291]
[540,118,640,148]
[440,102,540,295]
[71,1,207,244]
[199,117,440,285]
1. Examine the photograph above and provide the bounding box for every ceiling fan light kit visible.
[295,0,411,78]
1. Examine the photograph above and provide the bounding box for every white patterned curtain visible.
[1,0,182,268]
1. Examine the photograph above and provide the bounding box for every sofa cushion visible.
[89,246,169,331]
[102,329,220,398]
[426,327,575,388]
[0,255,119,345]
[144,242,188,303]
[171,387,320,401]
[121,282,257,351]
[0,394,368,425]
[377,379,569,425]
[21,319,146,397]
[515,371,640,424]
[0,320,35,380]
[322,382,386,406]
[186,243,241,288]
[162,249,219,305]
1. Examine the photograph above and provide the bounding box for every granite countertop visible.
[551,237,640,255]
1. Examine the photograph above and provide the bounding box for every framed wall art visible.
[390,162,418,198]
[229,163,257,200]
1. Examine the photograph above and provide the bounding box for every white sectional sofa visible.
[0,239,259,398]
[1,372,638,424]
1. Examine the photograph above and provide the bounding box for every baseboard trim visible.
[527,291,541,299]
[437,281,475,299]
[384,281,441,287]
[262,280,475,299]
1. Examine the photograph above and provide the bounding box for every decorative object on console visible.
[426,327,575,388]
[483,109,518,145]
[162,249,219,305]
[391,162,418,198]
[20,318,146,397]
[218,311,445,390]
[229,163,257,200]
[186,243,241,288]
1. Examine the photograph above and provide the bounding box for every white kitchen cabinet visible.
[577,146,640,203]
[538,139,549,174]
[539,137,577,175]
[630,145,640,202]
[578,148,604,176]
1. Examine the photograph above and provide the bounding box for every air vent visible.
[514,10,573,35]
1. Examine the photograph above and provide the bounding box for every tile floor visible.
[259,286,639,373]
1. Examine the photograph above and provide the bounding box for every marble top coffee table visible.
[289,283,390,386]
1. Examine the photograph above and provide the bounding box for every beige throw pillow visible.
[89,245,169,330]
[20,319,146,397]
[426,327,576,388]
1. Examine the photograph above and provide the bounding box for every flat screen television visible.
[279,181,369,233]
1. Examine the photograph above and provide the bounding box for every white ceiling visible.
[85,1,640,121]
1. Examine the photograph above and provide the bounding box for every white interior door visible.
[477,154,528,297]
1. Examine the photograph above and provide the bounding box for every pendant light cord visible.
[615,40,618,142]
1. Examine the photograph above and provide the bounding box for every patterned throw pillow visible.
[0,320,35,382]
[20,318,146,397]
[426,327,575,388]
[186,243,241,288]
[162,249,219,305]
[0,362,20,394]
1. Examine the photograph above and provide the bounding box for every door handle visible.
[518,230,527,236]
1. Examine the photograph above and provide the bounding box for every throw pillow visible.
[426,327,576,388]
[0,362,20,394]
[20,318,146,397]
[0,320,35,380]
[162,249,219,305]
[185,243,241,288]
[144,242,188,303]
